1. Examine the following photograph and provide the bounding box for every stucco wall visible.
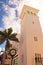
[21,13,43,65]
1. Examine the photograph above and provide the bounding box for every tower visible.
[20,5,43,65]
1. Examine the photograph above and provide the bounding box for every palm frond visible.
[8,28,13,35]
[9,37,19,42]
[9,33,19,42]
[0,36,5,44]
[0,31,5,35]
[0,28,19,51]
[0,30,7,37]
[9,33,17,37]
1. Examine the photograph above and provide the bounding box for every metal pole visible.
[11,57,13,65]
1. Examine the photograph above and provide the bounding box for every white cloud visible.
[0,0,43,51]
[2,0,21,33]
[2,0,43,34]
[3,4,9,15]
[3,13,20,33]
[8,0,22,6]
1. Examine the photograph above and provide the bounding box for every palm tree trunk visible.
[5,39,11,50]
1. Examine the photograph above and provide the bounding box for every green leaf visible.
[8,28,13,35]
[9,37,19,42]
[0,31,5,35]
[9,33,19,42]
[9,33,17,37]
[0,36,5,44]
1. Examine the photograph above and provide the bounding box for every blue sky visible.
[0,0,18,28]
[0,0,7,49]
[0,0,21,50]
[0,0,43,51]
[0,0,5,28]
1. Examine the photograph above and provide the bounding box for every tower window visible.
[32,21,34,24]
[31,12,33,14]
[34,36,38,41]
[27,11,30,13]
[34,13,36,15]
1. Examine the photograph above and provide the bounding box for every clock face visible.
[10,49,17,56]
[10,50,15,55]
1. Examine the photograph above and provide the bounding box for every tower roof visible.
[20,5,39,20]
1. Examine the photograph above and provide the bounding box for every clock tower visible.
[20,5,43,65]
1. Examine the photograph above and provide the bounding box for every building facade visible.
[20,5,43,65]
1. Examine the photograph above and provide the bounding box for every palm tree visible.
[0,28,19,50]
